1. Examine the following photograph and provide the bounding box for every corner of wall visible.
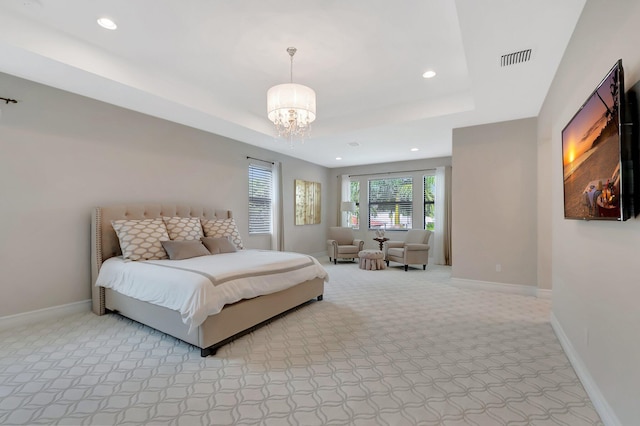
[536,288,552,299]
[0,300,91,332]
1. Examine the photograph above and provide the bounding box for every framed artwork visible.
[295,179,321,225]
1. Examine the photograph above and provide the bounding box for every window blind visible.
[368,177,413,229]
[248,164,273,234]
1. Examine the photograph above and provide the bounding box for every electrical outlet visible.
[495,264,502,272]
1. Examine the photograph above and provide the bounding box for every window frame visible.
[350,180,360,229]
[424,174,436,231]
[248,164,273,235]
[367,177,413,230]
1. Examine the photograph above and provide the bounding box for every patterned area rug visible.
[0,261,602,425]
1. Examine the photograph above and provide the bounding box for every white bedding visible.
[96,250,328,333]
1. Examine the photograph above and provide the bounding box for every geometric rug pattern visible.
[0,261,603,425]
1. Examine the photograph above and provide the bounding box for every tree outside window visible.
[424,175,435,231]
[368,178,413,230]
[350,181,360,229]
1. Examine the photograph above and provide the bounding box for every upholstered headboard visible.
[90,204,232,315]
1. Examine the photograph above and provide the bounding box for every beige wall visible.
[0,72,331,318]
[537,136,553,291]
[538,1,640,423]
[451,118,538,287]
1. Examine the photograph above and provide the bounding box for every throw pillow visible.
[162,216,204,241]
[111,218,170,261]
[161,240,211,260]
[201,236,238,255]
[201,218,244,249]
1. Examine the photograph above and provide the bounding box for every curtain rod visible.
[345,168,436,178]
[247,156,274,165]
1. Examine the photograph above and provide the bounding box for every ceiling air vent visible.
[500,49,532,67]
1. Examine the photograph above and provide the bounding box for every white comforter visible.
[96,250,328,333]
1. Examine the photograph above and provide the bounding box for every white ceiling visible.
[0,0,586,167]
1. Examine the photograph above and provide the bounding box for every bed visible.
[91,203,326,356]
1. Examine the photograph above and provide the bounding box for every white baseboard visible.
[550,313,620,426]
[537,288,553,299]
[0,299,91,331]
[449,277,538,297]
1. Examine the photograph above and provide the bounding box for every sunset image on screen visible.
[561,63,621,219]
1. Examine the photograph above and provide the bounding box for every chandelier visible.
[267,47,316,145]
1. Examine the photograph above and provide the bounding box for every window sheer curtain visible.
[340,174,351,227]
[271,161,284,251]
[434,166,452,265]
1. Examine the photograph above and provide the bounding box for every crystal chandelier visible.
[267,47,316,145]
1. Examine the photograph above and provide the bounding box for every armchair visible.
[327,227,364,264]
[384,229,432,271]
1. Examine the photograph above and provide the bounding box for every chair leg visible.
[385,260,389,266]
[334,258,337,265]
[404,265,408,271]
[423,265,426,270]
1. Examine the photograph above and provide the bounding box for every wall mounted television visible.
[561,59,633,221]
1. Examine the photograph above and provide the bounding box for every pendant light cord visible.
[287,47,297,83]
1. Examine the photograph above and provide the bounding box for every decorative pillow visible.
[201,218,244,249]
[201,237,238,255]
[162,216,204,241]
[111,218,170,261]
[161,240,210,260]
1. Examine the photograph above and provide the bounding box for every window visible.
[248,164,272,234]
[424,175,436,231]
[368,177,413,229]
[350,180,360,229]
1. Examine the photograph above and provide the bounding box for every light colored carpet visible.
[0,260,602,425]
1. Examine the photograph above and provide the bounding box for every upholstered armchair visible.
[327,227,364,264]
[384,229,432,271]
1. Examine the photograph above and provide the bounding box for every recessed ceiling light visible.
[97,17,117,30]
[422,70,436,79]
[410,148,420,152]
[336,157,343,160]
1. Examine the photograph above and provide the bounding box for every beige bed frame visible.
[91,204,324,356]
